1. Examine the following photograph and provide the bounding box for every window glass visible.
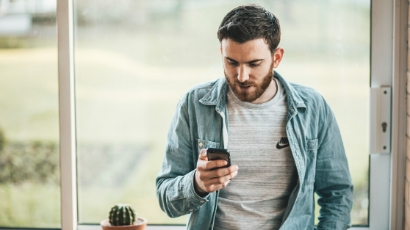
[75,0,369,225]
[0,0,60,227]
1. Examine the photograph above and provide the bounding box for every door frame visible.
[369,0,407,229]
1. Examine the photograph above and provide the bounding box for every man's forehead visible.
[221,38,271,60]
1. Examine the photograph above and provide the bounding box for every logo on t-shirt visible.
[276,137,289,149]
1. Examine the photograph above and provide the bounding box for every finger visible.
[229,168,238,179]
[222,179,230,188]
[228,165,239,174]
[199,168,239,193]
[203,169,238,186]
[205,159,229,170]
[208,164,239,177]
[198,148,208,161]
[201,180,225,192]
[204,176,233,191]
[196,149,209,171]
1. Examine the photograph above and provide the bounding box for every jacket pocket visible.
[197,139,220,153]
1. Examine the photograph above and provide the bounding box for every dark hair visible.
[217,4,281,52]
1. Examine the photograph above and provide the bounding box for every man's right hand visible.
[194,148,239,196]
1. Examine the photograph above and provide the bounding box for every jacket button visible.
[199,142,204,147]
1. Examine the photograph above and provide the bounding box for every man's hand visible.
[194,148,239,196]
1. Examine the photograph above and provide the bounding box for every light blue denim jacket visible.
[156,72,353,230]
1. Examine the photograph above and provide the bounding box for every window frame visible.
[368,0,407,229]
[56,0,408,229]
[58,0,77,229]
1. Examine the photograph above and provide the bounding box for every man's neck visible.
[251,79,278,104]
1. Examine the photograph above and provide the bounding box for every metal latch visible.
[370,87,391,154]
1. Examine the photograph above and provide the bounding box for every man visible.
[156,4,353,230]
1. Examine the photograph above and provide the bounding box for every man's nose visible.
[237,65,249,83]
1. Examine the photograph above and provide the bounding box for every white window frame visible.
[57,0,408,229]
[368,0,407,230]
[58,0,77,229]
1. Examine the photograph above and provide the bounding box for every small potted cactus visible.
[100,204,147,230]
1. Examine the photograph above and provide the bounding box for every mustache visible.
[232,79,255,87]
[225,76,255,86]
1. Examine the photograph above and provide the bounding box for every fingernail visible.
[201,150,207,156]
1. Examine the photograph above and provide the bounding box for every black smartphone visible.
[207,148,231,167]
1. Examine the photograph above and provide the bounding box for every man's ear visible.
[220,46,222,54]
[272,47,284,68]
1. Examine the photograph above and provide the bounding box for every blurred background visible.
[0,0,369,227]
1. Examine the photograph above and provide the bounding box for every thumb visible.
[198,148,208,160]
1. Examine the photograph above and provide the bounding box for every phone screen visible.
[207,148,231,167]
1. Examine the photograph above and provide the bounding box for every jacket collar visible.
[198,78,228,113]
[274,71,306,113]
[199,71,306,114]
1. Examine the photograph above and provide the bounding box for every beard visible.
[224,69,274,102]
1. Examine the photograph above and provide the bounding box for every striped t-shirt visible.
[214,79,298,230]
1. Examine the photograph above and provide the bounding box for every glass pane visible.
[75,0,369,225]
[277,1,370,225]
[0,0,60,228]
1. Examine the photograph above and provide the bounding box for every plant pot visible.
[100,218,147,230]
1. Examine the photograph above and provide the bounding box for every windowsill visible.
[0,224,368,230]
[77,225,368,230]
[78,224,186,230]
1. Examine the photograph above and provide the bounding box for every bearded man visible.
[156,4,353,230]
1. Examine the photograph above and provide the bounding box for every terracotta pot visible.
[100,218,147,230]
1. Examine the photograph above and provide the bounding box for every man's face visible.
[221,38,283,104]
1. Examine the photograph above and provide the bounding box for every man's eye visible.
[249,63,261,67]
[227,61,238,66]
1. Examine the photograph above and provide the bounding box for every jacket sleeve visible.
[314,101,354,230]
[155,96,208,218]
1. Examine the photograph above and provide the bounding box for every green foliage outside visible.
[0,128,5,152]
[0,140,59,185]
[0,129,60,227]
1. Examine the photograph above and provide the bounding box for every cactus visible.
[109,204,136,226]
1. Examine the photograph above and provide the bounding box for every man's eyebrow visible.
[224,57,264,63]
[224,57,238,62]
[248,59,264,63]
